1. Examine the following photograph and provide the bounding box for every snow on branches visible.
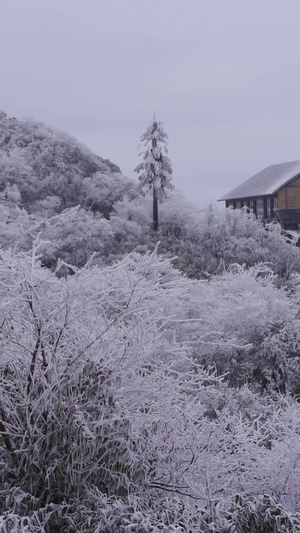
[135,119,173,231]
[0,244,300,529]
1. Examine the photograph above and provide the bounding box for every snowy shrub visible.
[0,244,300,529]
[224,494,300,533]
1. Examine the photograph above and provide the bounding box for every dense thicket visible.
[1,247,300,531]
[1,113,300,531]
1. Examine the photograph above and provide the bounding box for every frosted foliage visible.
[0,246,300,529]
[37,207,114,269]
[1,111,300,530]
[135,120,173,201]
[161,204,300,279]
[0,111,126,216]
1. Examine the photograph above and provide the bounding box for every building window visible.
[253,200,257,215]
[274,197,278,209]
[249,200,257,215]
[267,198,271,218]
[257,198,264,220]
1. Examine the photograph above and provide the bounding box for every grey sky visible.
[1,0,300,207]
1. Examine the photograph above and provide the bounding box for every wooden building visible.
[219,160,300,229]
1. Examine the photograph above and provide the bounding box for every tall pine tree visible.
[135,118,173,231]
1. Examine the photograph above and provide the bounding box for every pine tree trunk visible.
[153,187,158,231]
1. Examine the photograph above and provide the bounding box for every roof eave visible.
[218,193,271,202]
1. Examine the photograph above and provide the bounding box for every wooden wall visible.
[277,176,300,209]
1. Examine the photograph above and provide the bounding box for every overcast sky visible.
[1,0,300,206]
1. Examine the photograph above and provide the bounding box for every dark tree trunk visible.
[153,187,158,231]
[150,131,159,231]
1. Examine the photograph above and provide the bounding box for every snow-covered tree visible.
[135,118,173,231]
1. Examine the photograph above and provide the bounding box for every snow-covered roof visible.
[219,160,300,201]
